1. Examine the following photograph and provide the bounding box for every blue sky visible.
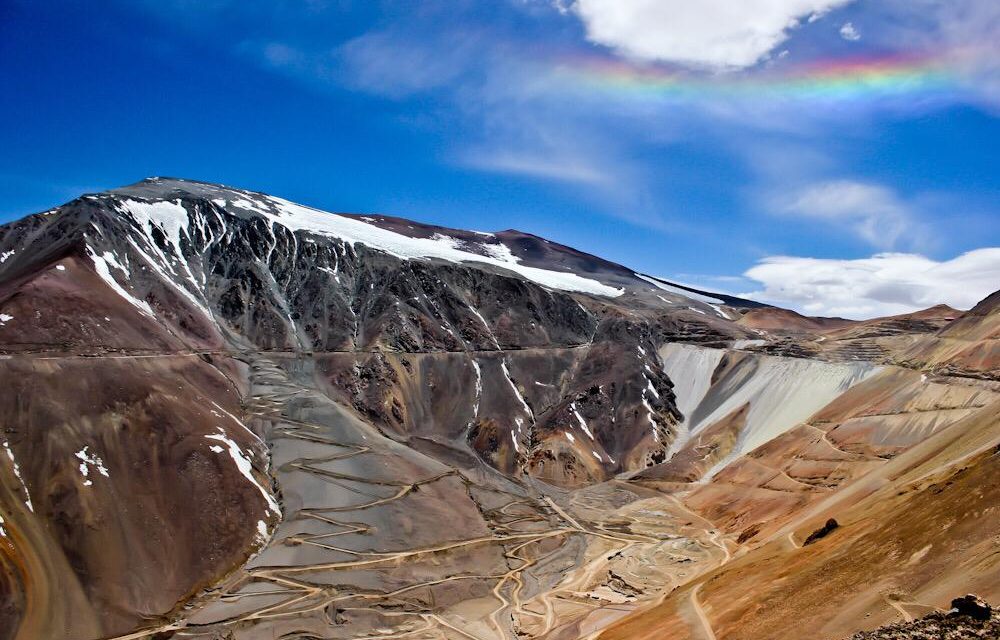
[1,0,997,317]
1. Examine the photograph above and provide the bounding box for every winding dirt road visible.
[690,583,717,640]
[100,356,738,640]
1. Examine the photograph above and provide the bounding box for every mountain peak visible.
[34,179,764,310]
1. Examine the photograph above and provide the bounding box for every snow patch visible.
[641,394,660,442]
[467,304,501,349]
[636,274,724,304]
[75,446,110,487]
[210,401,264,444]
[86,246,154,316]
[318,266,341,283]
[120,199,190,252]
[501,361,534,421]
[645,378,660,399]
[255,519,269,546]
[471,360,482,418]
[711,304,734,320]
[570,402,594,440]
[127,236,209,316]
[257,196,624,297]
[3,441,33,512]
[230,198,272,216]
[115,199,214,320]
[205,429,280,515]
[475,240,516,261]
[0,314,11,326]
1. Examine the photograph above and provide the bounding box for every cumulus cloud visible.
[773,180,926,250]
[569,0,852,68]
[742,248,1000,318]
[839,21,861,40]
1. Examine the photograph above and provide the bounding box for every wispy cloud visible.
[741,248,1000,318]
[336,27,492,98]
[460,150,613,186]
[770,180,929,250]
[261,42,304,68]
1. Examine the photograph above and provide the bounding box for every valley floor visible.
[90,353,735,640]
[80,346,999,640]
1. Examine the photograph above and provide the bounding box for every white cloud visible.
[461,151,612,186]
[839,21,861,40]
[774,180,926,250]
[742,248,1000,318]
[569,0,853,68]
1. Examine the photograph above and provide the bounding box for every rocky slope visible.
[846,597,997,639]
[0,178,995,640]
[599,298,1000,640]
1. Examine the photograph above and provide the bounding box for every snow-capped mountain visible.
[0,178,996,640]
[0,178,766,483]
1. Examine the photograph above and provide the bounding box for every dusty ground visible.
[66,346,995,640]
[84,353,732,640]
[597,395,1000,640]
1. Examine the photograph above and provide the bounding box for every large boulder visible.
[804,518,839,546]
[951,594,992,621]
